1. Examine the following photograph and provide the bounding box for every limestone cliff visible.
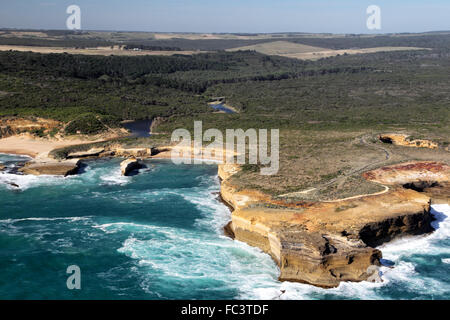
[67,148,105,159]
[19,160,80,176]
[219,162,444,288]
[0,117,60,138]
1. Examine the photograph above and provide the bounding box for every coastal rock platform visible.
[19,159,81,176]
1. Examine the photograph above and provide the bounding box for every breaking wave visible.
[1,153,448,299]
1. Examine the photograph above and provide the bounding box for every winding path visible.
[279,134,394,199]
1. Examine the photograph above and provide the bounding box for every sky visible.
[0,0,449,34]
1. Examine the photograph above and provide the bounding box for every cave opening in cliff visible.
[379,137,393,144]
[402,181,441,192]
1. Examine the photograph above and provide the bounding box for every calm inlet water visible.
[0,153,449,299]
[122,120,152,137]
[209,103,235,114]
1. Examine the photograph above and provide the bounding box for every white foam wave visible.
[0,157,136,191]
[0,216,92,224]
[116,231,280,298]
[91,174,230,232]
[93,176,281,299]
[179,181,232,233]
[0,154,60,190]
[99,168,131,186]
[251,204,450,300]
[93,222,174,237]
[94,176,450,299]
[0,171,69,191]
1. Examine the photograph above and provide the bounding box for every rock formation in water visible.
[19,160,81,176]
[0,164,5,171]
[219,161,448,288]
[120,158,144,176]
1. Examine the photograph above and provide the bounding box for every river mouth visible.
[121,120,152,137]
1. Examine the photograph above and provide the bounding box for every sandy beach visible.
[0,135,232,164]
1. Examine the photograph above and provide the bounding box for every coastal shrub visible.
[241,164,260,172]
[48,127,60,137]
[30,128,45,137]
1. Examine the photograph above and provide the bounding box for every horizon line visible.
[1,27,450,37]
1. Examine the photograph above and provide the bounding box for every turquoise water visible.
[0,153,449,300]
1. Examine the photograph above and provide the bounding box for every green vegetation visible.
[1,30,449,199]
[30,127,45,137]
[64,113,121,135]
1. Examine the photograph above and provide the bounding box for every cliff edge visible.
[219,162,448,288]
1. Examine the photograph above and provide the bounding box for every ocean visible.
[0,153,449,300]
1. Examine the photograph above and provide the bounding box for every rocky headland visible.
[1,131,449,289]
[0,117,60,139]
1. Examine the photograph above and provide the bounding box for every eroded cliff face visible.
[379,134,438,149]
[219,162,445,288]
[0,118,60,138]
[114,147,152,158]
[363,161,450,204]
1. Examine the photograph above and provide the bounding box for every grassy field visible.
[226,40,427,60]
[227,41,328,54]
